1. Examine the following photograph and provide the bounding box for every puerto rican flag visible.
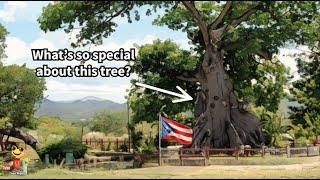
[160,115,193,145]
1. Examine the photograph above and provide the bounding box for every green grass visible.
[2,164,320,179]
[207,155,319,165]
[1,156,319,179]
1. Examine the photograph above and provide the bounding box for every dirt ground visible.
[3,159,320,179]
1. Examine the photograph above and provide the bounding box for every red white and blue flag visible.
[160,115,193,145]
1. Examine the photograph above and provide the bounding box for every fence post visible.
[235,147,239,160]
[179,148,182,166]
[261,146,265,157]
[307,145,309,157]
[44,154,50,168]
[116,138,119,152]
[286,145,291,158]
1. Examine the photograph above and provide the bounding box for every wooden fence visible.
[31,145,320,169]
[158,146,268,166]
[160,145,320,164]
[82,138,129,152]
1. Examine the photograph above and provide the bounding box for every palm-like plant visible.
[258,108,292,147]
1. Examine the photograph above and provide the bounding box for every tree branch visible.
[211,3,265,42]
[229,4,263,28]
[210,1,233,30]
[256,50,272,60]
[0,127,39,150]
[176,69,201,82]
[182,1,210,46]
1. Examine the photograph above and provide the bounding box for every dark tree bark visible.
[182,1,265,149]
[191,40,265,149]
[0,127,39,150]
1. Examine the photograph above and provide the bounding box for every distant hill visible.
[35,96,126,120]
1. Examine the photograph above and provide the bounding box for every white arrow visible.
[135,82,193,103]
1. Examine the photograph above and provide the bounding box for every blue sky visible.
[0,1,302,103]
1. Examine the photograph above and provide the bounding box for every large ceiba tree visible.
[38,1,319,148]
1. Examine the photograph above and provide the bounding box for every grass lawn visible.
[1,156,320,179]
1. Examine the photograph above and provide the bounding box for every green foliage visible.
[0,65,46,128]
[289,51,320,127]
[237,59,290,112]
[294,136,311,147]
[88,110,127,135]
[129,125,143,151]
[36,116,83,147]
[288,124,313,145]
[38,1,320,141]
[0,23,8,63]
[303,113,320,137]
[128,39,198,123]
[250,105,291,147]
[153,1,318,113]
[137,137,157,154]
[287,4,320,143]
[0,159,3,176]
[38,1,175,47]
[37,137,88,164]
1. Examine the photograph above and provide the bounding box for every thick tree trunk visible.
[192,45,264,149]
[0,127,39,150]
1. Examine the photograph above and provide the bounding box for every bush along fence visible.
[33,144,320,170]
[25,145,320,171]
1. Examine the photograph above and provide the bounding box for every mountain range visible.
[35,96,127,120]
[35,96,297,121]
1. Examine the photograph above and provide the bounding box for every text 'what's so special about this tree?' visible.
[38,1,320,149]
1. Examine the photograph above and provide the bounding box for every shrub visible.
[119,144,128,152]
[131,130,143,151]
[138,137,156,154]
[37,137,88,164]
[295,137,311,147]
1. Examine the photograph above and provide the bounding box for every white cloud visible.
[4,33,153,103]
[4,36,29,65]
[0,1,27,22]
[30,38,56,50]
[4,36,57,66]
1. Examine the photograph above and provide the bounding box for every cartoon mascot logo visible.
[2,145,29,175]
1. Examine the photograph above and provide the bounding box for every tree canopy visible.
[38,1,320,147]
[89,110,128,135]
[38,2,319,121]
[0,24,8,65]
[0,64,46,128]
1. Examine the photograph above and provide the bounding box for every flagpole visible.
[158,112,162,166]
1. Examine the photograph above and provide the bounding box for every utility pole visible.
[80,118,86,143]
[127,101,131,152]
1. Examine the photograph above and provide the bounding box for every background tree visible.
[289,49,320,141]
[250,105,292,147]
[88,110,127,136]
[0,65,46,128]
[289,8,320,143]
[0,65,46,150]
[38,1,320,148]
[0,24,46,150]
[0,24,8,66]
